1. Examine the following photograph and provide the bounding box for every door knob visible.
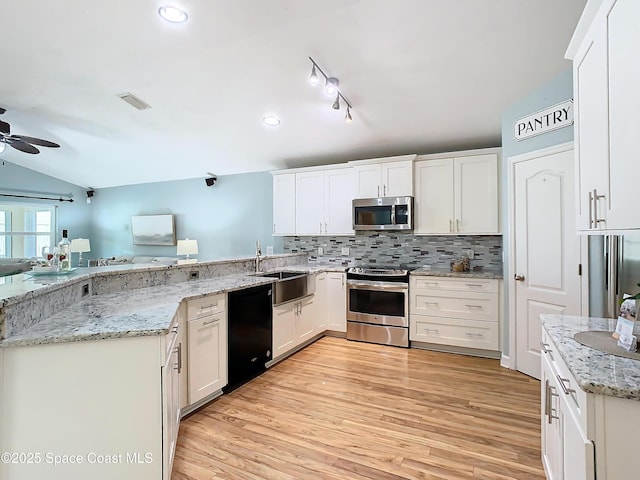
[514,274,525,282]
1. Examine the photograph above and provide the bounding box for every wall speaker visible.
[205,177,217,187]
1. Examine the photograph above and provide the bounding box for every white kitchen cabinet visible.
[272,172,296,236]
[313,272,327,332]
[326,272,347,332]
[541,355,563,480]
[0,323,177,480]
[272,294,317,359]
[162,316,181,480]
[295,167,355,235]
[187,294,228,404]
[568,0,640,232]
[414,151,499,234]
[176,302,188,411]
[409,276,500,352]
[353,158,414,198]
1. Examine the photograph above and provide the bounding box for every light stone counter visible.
[0,259,349,348]
[411,266,503,279]
[541,314,640,401]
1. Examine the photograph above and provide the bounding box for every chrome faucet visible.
[255,238,262,273]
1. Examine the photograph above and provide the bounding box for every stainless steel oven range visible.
[346,266,410,347]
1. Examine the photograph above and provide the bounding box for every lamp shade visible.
[177,239,198,256]
[70,238,91,253]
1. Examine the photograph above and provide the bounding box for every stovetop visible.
[346,265,414,281]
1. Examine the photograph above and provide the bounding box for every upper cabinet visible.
[295,167,355,236]
[567,0,640,232]
[414,151,500,234]
[272,173,296,236]
[352,156,415,198]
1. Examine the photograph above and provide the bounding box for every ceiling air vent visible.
[117,93,151,110]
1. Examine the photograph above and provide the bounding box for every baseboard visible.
[410,341,500,359]
[500,354,512,369]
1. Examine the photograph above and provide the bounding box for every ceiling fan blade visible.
[0,120,9,135]
[12,135,60,148]
[6,138,40,154]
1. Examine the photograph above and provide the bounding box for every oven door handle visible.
[347,280,408,291]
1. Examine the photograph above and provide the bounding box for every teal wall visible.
[0,160,92,243]
[500,67,574,357]
[90,172,281,260]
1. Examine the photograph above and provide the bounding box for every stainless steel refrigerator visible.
[589,234,640,318]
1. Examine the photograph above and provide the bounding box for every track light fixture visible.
[308,56,353,122]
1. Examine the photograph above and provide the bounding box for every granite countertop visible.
[0,263,350,348]
[541,314,640,401]
[411,266,503,279]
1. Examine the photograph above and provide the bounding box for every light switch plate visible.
[318,247,323,256]
[465,249,474,258]
[341,247,350,256]
[266,246,274,255]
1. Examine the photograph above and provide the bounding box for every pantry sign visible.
[514,99,574,141]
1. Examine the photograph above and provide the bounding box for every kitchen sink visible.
[255,271,305,280]
[253,270,315,305]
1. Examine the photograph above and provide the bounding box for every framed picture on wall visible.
[131,214,176,246]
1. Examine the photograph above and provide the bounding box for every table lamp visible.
[177,239,198,264]
[70,238,91,267]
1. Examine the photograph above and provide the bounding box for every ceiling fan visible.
[0,107,60,154]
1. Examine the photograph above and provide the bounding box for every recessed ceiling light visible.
[158,6,188,23]
[262,115,281,127]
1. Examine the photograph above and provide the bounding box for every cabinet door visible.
[382,160,413,197]
[606,0,640,230]
[326,272,347,332]
[273,173,296,235]
[177,304,188,411]
[354,164,382,198]
[163,331,180,480]
[295,171,325,235]
[562,401,595,480]
[414,159,455,234]
[273,303,296,358]
[541,357,564,480]
[314,273,327,332]
[187,312,227,404]
[324,168,355,234]
[454,154,499,234]
[296,296,316,344]
[574,19,610,231]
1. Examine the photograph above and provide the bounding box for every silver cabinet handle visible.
[593,189,606,226]
[465,283,483,288]
[456,219,461,232]
[383,184,386,196]
[425,328,439,334]
[319,222,323,233]
[465,304,482,309]
[540,342,552,354]
[588,191,594,229]
[273,223,276,234]
[377,185,380,197]
[171,325,179,334]
[202,318,220,326]
[556,375,575,395]
[449,220,453,233]
[325,222,327,233]
[201,303,217,311]
[465,332,483,337]
[545,381,560,423]
[424,301,439,306]
[175,342,182,373]
[514,275,525,282]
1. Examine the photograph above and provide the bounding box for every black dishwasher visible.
[223,284,273,393]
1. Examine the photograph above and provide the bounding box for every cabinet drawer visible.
[412,290,498,322]
[410,315,499,350]
[411,276,499,293]
[187,293,226,319]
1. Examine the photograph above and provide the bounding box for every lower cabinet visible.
[409,276,500,351]
[0,320,179,480]
[187,294,228,405]
[273,294,317,360]
[326,272,347,332]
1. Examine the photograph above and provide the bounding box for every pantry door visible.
[511,144,583,379]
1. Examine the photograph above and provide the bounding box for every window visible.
[0,203,57,258]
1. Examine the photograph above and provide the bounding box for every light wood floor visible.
[172,337,544,480]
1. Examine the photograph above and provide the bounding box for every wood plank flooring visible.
[172,337,544,480]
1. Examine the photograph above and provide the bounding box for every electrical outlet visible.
[317,247,324,256]
[189,270,200,280]
[465,249,474,258]
[266,246,274,256]
[341,247,350,256]
[81,284,90,296]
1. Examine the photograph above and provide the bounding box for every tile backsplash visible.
[284,233,503,271]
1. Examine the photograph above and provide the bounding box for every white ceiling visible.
[0,0,586,189]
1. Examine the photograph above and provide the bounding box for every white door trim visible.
[506,141,579,371]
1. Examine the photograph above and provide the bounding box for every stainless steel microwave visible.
[352,197,414,231]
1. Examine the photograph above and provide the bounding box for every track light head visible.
[345,106,352,123]
[332,94,340,110]
[325,77,339,96]
[309,64,319,85]
[205,176,217,187]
